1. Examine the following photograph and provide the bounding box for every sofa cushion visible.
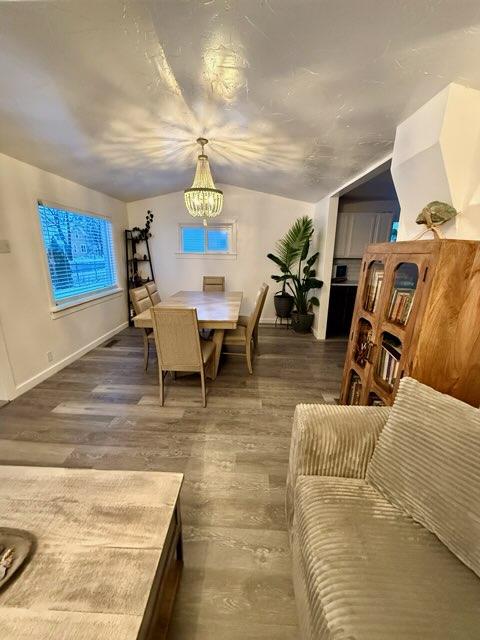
[293,476,480,640]
[367,377,480,578]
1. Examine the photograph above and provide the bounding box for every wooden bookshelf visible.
[340,239,480,407]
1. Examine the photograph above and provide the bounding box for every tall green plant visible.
[267,215,323,313]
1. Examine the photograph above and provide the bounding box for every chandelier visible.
[184,137,223,221]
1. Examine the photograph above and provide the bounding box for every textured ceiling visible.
[0,1,480,203]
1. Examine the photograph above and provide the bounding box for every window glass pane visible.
[182,227,204,253]
[389,220,399,242]
[207,228,229,252]
[37,203,117,304]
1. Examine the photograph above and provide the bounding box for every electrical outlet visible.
[47,351,54,363]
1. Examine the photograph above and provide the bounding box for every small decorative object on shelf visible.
[355,320,373,367]
[340,239,480,408]
[414,201,458,239]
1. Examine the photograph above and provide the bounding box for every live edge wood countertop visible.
[0,465,183,640]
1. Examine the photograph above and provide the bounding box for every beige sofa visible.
[287,377,480,639]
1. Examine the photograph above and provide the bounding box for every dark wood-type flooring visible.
[0,326,346,639]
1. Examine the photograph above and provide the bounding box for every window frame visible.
[36,199,122,315]
[177,221,237,258]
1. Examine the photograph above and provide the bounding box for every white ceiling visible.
[0,1,480,203]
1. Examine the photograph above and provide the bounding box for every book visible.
[364,268,384,312]
[388,287,415,325]
[348,374,362,405]
[376,338,401,387]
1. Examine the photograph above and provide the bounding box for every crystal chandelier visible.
[184,137,223,222]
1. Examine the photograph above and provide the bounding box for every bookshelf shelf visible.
[339,240,480,407]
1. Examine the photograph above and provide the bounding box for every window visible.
[389,219,399,242]
[37,201,118,307]
[179,223,235,255]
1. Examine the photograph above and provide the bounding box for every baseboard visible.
[261,317,324,339]
[259,317,277,325]
[11,322,129,399]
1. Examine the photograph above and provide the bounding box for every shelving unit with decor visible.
[125,229,154,325]
[339,239,480,408]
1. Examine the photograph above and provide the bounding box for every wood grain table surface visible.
[133,291,243,330]
[133,291,243,379]
[0,465,183,640]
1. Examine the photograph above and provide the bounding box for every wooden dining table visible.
[133,290,243,379]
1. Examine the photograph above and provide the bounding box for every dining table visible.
[133,290,243,379]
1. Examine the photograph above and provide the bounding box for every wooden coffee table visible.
[0,466,183,640]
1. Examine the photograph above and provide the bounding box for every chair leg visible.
[246,340,253,374]
[200,367,207,407]
[159,370,165,406]
[143,333,149,371]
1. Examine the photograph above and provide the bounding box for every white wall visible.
[126,184,314,321]
[312,195,339,340]
[392,83,480,240]
[0,153,128,399]
[0,320,14,402]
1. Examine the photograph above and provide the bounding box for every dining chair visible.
[146,280,161,305]
[222,283,269,374]
[129,286,156,371]
[203,276,225,292]
[150,306,215,407]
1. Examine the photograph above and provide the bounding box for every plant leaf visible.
[304,277,324,290]
[309,296,320,306]
[267,253,288,270]
[300,238,310,261]
[273,216,313,269]
[303,265,316,277]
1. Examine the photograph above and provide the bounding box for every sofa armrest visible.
[286,403,390,530]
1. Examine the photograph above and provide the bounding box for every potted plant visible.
[132,210,154,241]
[267,216,323,333]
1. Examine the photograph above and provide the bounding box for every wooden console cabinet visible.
[340,239,480,407]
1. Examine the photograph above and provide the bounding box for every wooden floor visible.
[0,326,346,640]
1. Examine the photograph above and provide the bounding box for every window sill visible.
[175,252,237,260]
[50,287,124,319]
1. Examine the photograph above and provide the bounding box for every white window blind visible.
[37,201,117,305]
[179,223,235,255]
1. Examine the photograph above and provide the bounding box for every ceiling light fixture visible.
[184,137,223,223]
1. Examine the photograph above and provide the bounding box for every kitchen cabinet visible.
[334,211,394,258]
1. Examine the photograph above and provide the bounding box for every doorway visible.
[326,165,399,339]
